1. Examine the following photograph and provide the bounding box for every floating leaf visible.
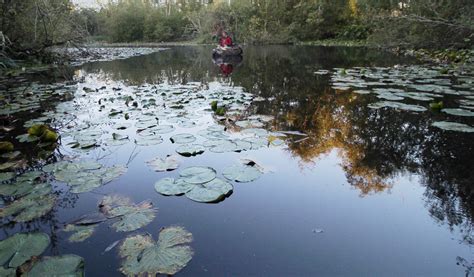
[0,180,46,197]
[207,140,238,153]
[99,196,156,232]
[0,232,50,268]
[119,226,193,276]
[368,101,427,112]
[135,136,163,146]
[69,212,108,226]
[63,224,97,242]
[170,134,196,144]
[27,254,84,276]
[175,144,205,157]
[442,108,474,117]
[179,167,216,184]
[0,183,55,222]
[151,125,175,134]
[0,172,15,183]
[154,178,193,196]
[223,164,262,183]
[147,156,179,172]
[0,267,15,276]
[185,178,233,203]
[432,121,474,132]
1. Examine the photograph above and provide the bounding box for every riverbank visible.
[394,48,474,69]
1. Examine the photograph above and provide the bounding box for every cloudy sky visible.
[72,0,103,8]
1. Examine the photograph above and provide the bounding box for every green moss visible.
[429,101,444,111]
[28,124,48,137]
[215,107,226,116]
[41,129,59,143]
[0,141,14,153]
[210,101,218,112]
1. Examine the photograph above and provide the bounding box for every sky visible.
[72,0,103,8]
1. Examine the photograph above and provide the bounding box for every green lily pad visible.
[432,121,474,132]
[69,212,108,226]
[223,164,263,183]
[0,267,15,276]
[175,144,205,157]
[119,226,193,276]
[135,136,163,146]
[27,254,84,276]
[50,162,125,193]
[99,196,156,232]
[63,224,97,242]
[395,92,437,101]
[179,167,216,184]
[0,180,46,197]
[208,140,238,153]
[0,232,50,268]
[368,101,427,112]
[170,134,196,144]
[147,156,179,172]
[0,161,20,171]
[185,178,233,203]
[154,178,193,196]
[151,125,175,134]
[0,172,15,183]
[441,108,474,117]
[0,183,55,222]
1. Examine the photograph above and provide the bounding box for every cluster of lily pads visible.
[63,195,156,243]
[43,160,127,193]
[154,162,263,203]
[0,69,292,275]
[0,232,84,276]
[328,65,474,132]
[0,82,75,171]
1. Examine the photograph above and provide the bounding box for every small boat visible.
[212,45,243,57]
[212,54,243,66]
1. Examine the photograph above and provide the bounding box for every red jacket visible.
[219,36,233,47]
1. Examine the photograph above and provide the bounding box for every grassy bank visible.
[299,39,368,47]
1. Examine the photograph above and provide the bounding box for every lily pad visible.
[175,144,205,157]
[432,121,474,132]
[99,196,156,232]
[27,254,84,276]
[223,164,262,183]
[179,167,216,184]
[0,172,15,183]
[368,101,427,112]
[135,136,163,146]
[151,125,175,134]
[0,183,55,222]
[63,224,97,242]
[442,108,474,117]
[170,134,196,144]
[185,178,233,203]
[154,178,193,196]
[0,232,50,268]
[147,156,179,172]
[119,226,193,276]
[208,140,238,153]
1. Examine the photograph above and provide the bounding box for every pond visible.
[0,46,473,276]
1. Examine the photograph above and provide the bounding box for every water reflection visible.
[81,45,473,245]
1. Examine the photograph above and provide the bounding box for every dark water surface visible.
[0,46,473,276]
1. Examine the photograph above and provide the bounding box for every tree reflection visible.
[79,46,474,238]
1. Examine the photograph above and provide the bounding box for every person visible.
[219,63,233,77]
[219,31,233,48]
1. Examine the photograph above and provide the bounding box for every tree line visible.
[84,0,473,48]
[1,0,473,68]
